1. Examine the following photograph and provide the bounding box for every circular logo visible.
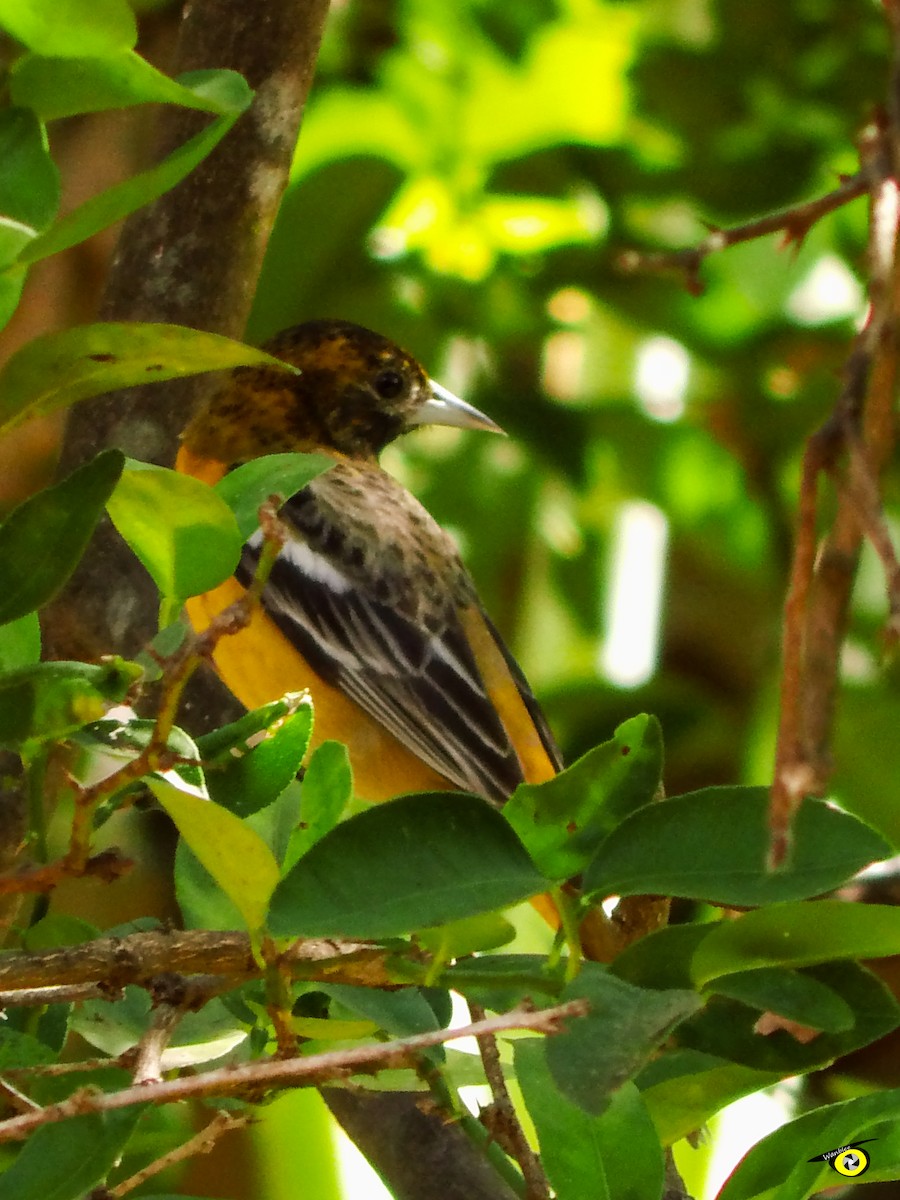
[832,1148,870,1178]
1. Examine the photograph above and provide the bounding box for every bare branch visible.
[617,169,874,294]
[469,1001,551,1200]
[109,1110,249,1198]
[0,927,395,996]
[769,109,900,861]
[0,1002,588,1143]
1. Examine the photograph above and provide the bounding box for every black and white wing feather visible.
[235,483,561,801]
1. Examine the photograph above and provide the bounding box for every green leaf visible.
[68,717,205,815]
[0,0,136,57]
[0,1108,144,1200]
[196,695,307,760]
[73,986,245,1065]
[639,963,899,1139]
[322,984,442,1038]
[717,1091,900,1200]
[0,449,124,624]
[0,108,60,267]
[517,1046,665,1200]
[445,954,562,1011]
[284,739,352,868]
[106,461,242,614]
[249,779,303,868]
[175,840,243,932]
[216,453,334,541]
[0,612,40,670]
[545,963,700,1116]
[583,789,888,906]
[0,1027,54,1071]
[0,322,292,435]
[16,90,252,266]
[152,782,280,934]
[0,659,141,751]
[0,264,26,335]
[692,900,900,985]
[708,967,854,1033]
[611,923,715,991]
[11,54,247,121]
[204,703,312,818]
[23,913,99,950]
[505,714,662,878]
[417,911,516,958]
[640,1053,782,1146]
[676,961,899,1076]
[269,792,548,939]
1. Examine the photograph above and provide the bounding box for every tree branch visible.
[769,109,900,860]
[0,927,394,995]
[0,1002,587,1144]
[617,168,874,294]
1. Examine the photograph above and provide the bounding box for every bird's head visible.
[180,319,501,468]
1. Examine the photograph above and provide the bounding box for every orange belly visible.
[185,576,455,803]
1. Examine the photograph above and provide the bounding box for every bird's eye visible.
[373,368,405,400]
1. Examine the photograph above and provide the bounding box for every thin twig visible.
[109,1110,249,1198]
[0,1002,587,1143]
[469,1002,551,1200]
[618,169,874,294]
[5,1055,135,1079]
[131,1003,184,1085]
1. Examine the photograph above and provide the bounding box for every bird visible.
[175,318,563,806]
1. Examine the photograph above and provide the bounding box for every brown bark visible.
[42,0,330,668]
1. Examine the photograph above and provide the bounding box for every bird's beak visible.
[409,379,505,435]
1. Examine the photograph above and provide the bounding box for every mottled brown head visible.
[180,319,500,467]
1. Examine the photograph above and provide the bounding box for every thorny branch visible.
[0,1001,588,1144]
[617,168,874,294]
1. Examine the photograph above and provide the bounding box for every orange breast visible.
[185,577,455,803]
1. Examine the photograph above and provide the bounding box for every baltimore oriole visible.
[176,319,562,804]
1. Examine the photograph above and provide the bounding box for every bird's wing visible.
[235,493,561,801]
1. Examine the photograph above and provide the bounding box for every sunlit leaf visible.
[215,452,333,541]
[0,323,293,435]
[0,0,136,57]
[17,82,252,266]
[106,461,242,613]
[0,612,40,671]
[152,781,280,934]
[11,53,248,121]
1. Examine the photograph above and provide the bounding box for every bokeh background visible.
[1,0,894,1196]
